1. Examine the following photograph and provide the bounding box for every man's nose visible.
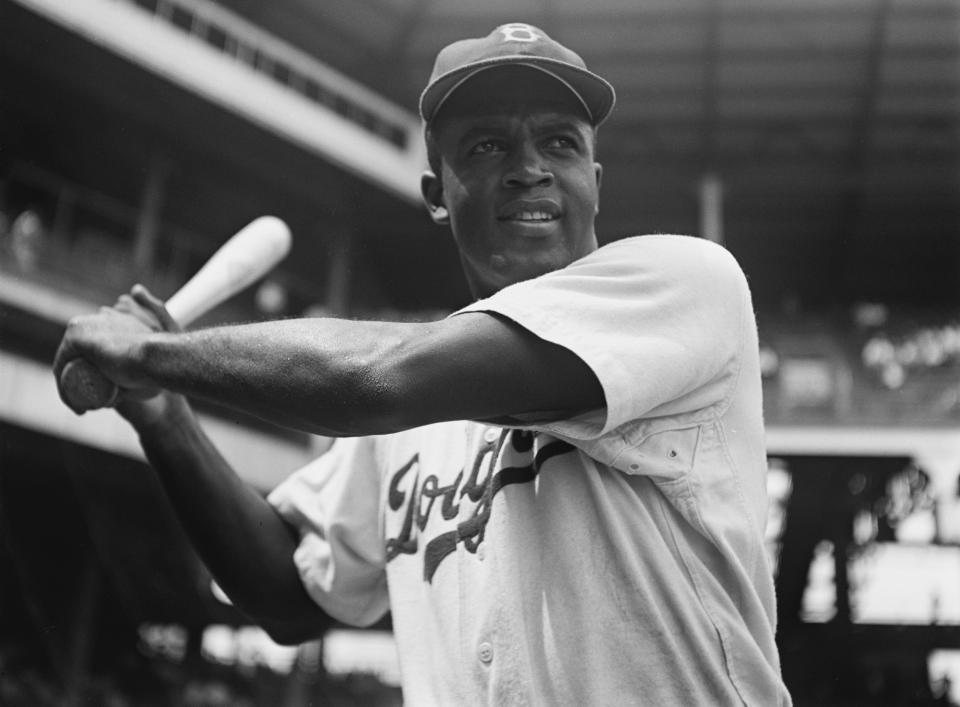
[502,146,554,188]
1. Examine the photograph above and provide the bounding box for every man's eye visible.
[468,140,504,155]
[545,136,578,149]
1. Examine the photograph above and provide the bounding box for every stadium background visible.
[0,0,958,704]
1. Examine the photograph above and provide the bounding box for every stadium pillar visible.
[324,227,353,317]
[132,153,170,278]
[63,554,100,707]
[699,172,724,245]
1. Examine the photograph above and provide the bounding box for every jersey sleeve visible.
[267,436,389,627]
[454,235,751,440]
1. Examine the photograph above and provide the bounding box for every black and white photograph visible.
[0,1,958,705]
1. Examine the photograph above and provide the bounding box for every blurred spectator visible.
[255,279,288,317]
[9,209,45,272]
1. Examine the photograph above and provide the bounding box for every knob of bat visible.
[60,358,119,412]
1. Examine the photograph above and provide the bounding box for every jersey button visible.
[484,428,499,444]
[478,642,494,664]
[477,545,486,561]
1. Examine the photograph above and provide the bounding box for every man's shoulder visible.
[599,233,728,254]
[585,233,744,277]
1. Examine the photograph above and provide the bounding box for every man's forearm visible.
[134,318,411,437]
[131,398,329,641]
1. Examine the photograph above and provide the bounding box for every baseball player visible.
[55,23,791,705]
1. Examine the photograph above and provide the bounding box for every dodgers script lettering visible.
[384,429,574,582]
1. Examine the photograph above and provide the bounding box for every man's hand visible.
[53,285,182,422]
[113,285,193,427]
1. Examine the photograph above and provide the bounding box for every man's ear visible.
[594,162,603,215]
[421,170,449,225]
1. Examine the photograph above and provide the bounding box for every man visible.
[55,23,791,705]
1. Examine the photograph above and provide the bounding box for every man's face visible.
[422,68,602,298]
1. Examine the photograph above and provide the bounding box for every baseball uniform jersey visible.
[269,235,791,705]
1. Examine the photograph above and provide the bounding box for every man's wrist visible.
[134,331,173,390]
[116,391,190,432]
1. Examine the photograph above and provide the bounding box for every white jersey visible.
[269,235,792,706]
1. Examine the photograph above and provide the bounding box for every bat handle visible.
[60,358,120,412]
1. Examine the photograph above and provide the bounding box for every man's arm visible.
[54,307,605,437]
[52,289,603,640]
[122,394,330,644]
[107,289,330,644]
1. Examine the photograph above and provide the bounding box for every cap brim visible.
[420,56,616,126]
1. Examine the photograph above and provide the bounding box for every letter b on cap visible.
[499,23,541,43]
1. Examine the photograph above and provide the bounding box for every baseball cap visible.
[420,23,616,127]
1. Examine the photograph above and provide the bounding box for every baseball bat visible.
[60,216,292,412]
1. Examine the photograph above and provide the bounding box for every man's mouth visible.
[498,200,561,223]
[505,210,556,222]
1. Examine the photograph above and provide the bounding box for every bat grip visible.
[60,358,120,412]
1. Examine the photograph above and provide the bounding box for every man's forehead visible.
[430,108,594,157]
[443,107,591,136]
